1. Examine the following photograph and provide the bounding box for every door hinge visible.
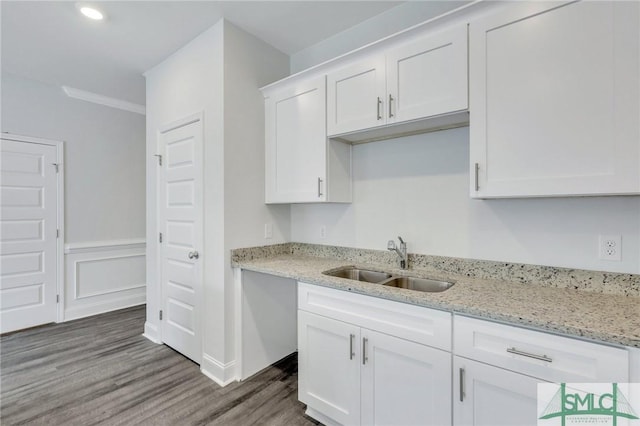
[56,229,60,238]
[159,310,163,320]
[154,154,162,166]
[52,163,59,173]
[56,294,60,303]
[159,232,163,243]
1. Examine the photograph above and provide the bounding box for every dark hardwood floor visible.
[0,306,319,425]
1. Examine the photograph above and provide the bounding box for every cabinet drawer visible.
[298,282,451,350]
[454,315,628,383]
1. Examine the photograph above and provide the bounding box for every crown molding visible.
[62,86,145,115]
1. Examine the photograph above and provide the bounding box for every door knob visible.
[188,251,199,260]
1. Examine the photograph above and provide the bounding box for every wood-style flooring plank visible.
[0,305,319,426]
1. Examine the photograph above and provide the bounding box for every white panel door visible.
[470,1,640,197]
[159,117,203,364]
[298,310,361,426]
[1,139,58,333]
[265,77,327,203]
[361,329,452,426]
[327,56,387,136]
[387,24,468,124]
[454,357,545,426]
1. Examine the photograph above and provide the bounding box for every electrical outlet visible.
[264,223,273,239]
[599,235,621,261]
[320,226,327,239]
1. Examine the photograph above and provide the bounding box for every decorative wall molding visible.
[201,354,237,387]
[64,240,146,321]
[62,86,146,115]
[65,238,146,254]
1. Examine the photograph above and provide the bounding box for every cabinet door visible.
[361,329,452,426]
[454,357,544,426]
[470,1,640,197]
[327,56,386,136]
[387,24,468,124]
[298,310,361,426]
[265,77,327,203]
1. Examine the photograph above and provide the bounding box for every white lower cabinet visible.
[361,329,452,426]
[298,306,452,426]
[298,310,361,425]
[296,283,632,426]
[452,315,630,426]
[454,357,543,426]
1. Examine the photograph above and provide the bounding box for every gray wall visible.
[1,72,146,244]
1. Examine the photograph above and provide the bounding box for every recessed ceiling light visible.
[78,5,104,20]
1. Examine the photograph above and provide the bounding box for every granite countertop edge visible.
[232,255,640,349]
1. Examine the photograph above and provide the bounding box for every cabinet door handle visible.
[474,163,479,191]
[349,334,355,360]
[317,177,323,197]
[388,94,394,118]
[376,97,382,120]
[459,367,465,402]
[362,337,368,365]
[507,347,553,363]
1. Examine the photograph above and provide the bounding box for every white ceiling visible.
[1,1,456,105]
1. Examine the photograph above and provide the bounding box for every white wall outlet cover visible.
[598,235,622,261]
[264,223,273,239]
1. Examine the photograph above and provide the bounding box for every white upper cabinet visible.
[265,76,351,204]
[327,24,468,138]
[327,56,386,136]
[387,25,468,125]
[469,1,640,198]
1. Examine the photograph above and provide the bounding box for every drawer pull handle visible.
[459,367,465,402]
[349,333,355,360]
[507,347,552,363]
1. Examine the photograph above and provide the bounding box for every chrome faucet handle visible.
[387,240,396,250]
[397,236,405,245]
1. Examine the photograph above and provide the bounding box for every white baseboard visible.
[63,240,146,321]
[201,353,237,387]
[143,321,162,344]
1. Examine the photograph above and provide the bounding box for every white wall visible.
[290,1,470,73]
[145,20,289,382]
[291,128,640,274]
[223,22,290,362]
[1,72,147,319]
[1,72,146,243]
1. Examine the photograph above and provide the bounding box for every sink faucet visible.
[387,236,407,269]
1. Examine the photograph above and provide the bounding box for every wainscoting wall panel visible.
[64,239,146,321]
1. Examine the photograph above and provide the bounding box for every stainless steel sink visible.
[322,267,392,283]
[382,276,454,293]
[323,266,454,293]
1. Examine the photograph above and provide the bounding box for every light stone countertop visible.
[232,249,640,349]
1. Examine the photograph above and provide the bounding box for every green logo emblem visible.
[539,383,639,426]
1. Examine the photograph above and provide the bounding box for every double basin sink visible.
[322,266,454,293]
